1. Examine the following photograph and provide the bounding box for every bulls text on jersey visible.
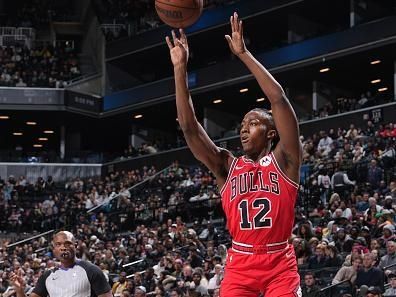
[230,170,280,200]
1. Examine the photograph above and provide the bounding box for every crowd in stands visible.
[0,44,80,88]
[310,91,393,120]
[0,115,395,296]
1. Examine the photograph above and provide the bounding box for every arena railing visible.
[319,279,352,297]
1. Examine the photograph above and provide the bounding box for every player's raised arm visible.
[166,29,232,183]
[225,12,302,182]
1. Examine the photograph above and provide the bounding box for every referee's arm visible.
[87,263,113,297]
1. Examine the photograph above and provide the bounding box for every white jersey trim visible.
[220,157,237,196]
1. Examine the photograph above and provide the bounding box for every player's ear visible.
[267,129,276,140]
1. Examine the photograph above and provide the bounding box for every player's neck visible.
[245,149,270,163]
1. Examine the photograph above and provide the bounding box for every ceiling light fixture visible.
[378,87,388,92]
[319,68,330,73]
[33,144,43,148]
[256,98,265,102]
[371,79,381,84]
[134,114,143,119]
[213,99,222,104]
[26,121,37,125]
[370,60,381,65]
[0,116,10,119]
[43,130,54,134]
[38,138,48,141]
[13,132,23,136]
[239,88,249,93]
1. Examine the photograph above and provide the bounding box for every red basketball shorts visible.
[220,244,301,297]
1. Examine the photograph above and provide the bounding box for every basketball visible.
[155,0,203,28]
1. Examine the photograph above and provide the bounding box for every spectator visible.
[134,286,146,297]
[302,272,320,297]
[367,160,383,191]
[355,253,384,295]
[112,271,128,297]
[331,167,355,196]
[379,240,396,275]
[308,244,328,269]
[384,271,396,296]
[332,254,362,286]
[317,131,333,156]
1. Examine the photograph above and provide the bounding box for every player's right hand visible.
[166,29,189,68]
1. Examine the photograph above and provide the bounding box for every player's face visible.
[240,111,274,157]
[52,233,76,262]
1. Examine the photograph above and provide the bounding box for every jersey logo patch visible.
[260,155,272,167]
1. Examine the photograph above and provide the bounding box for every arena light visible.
[33,144,43,148]
[371,79,381,84]
[38,137,48,141]
[378,87,388,92]
[134,114,143,119]
[256,98,265,102]
[13,132,23,136]
[213,99,222,104]
[239,88,249,93]
[319,67,330,73]
[370,60,381,65]
[26,121,37,125]
[43,130,54,134]
[0,115,10,119]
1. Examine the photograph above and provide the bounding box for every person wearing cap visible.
[379,224,396,247]
[384,272,396,296]
[10,231,112,297]
[134,285,146,297]
[383,195,394,210]
[366,286,383,297]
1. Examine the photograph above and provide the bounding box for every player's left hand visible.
[225,12,247,56]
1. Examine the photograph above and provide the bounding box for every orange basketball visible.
[155,0,203,28]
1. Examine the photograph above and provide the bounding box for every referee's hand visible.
[10,270,26,293]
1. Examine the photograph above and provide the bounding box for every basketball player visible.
[166,12,302,297]
[10,231,112,297]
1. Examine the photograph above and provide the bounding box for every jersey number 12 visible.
[238,198,272,229]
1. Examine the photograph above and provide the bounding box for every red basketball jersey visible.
[220,152,299,245]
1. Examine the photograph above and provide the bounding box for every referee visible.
[10,231,113,297]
